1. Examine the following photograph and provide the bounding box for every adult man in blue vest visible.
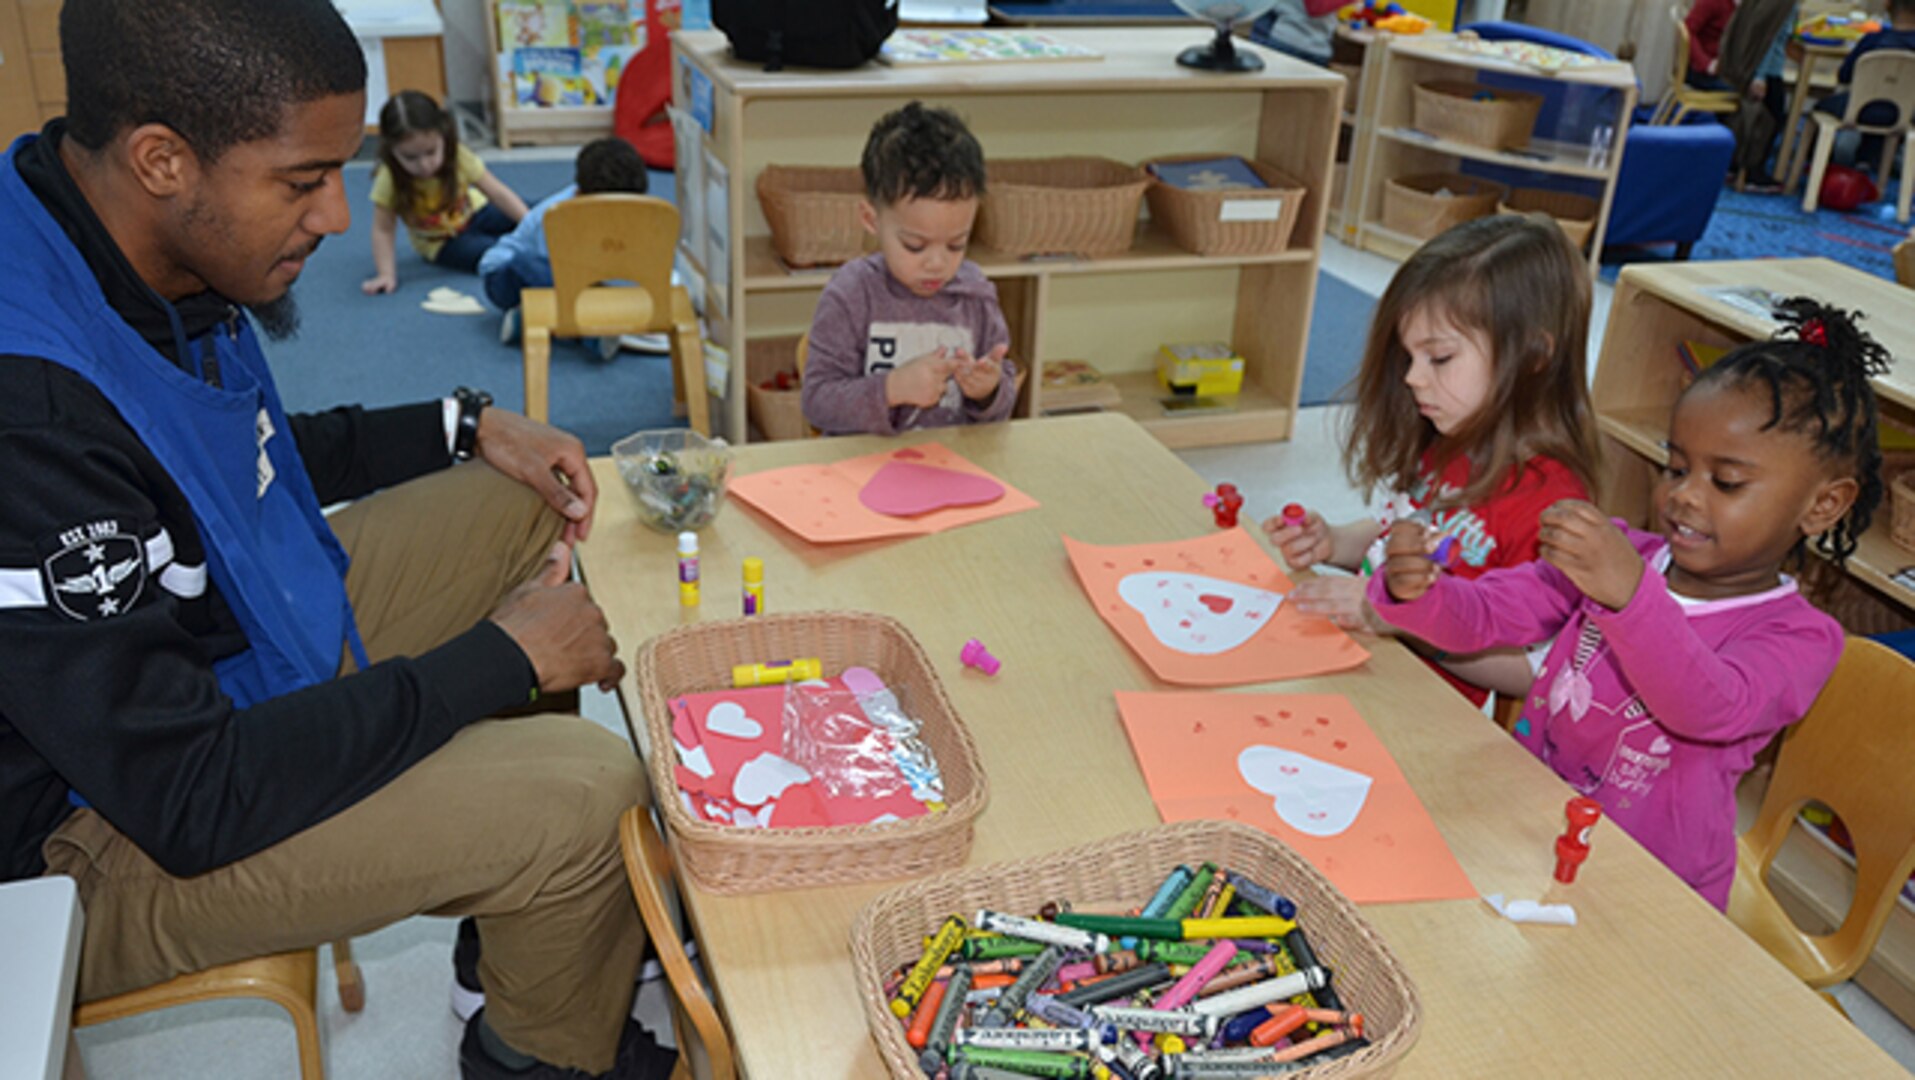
[0,2,673,1077]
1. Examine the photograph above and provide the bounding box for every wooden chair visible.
[618,805,735,1080]
[1793,50,1915,221]
[522,194,709,435]
[74,940,363,1080]
[1652,4,1741,125]
[1728,637,1915,995]
[1895,235,1915,288]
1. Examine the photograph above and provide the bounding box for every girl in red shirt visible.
[1265,215,1601,705]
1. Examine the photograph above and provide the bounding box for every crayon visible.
[1054,914,1297,942]
[1222,873,1297,921]
[1134,941,1221,967]
[1152,942,1238,1015]
[977,909,1110,954]
[950,1046,1096,1079]
[963,936,1050,961]
[1192,876,1226,920]
[972,972,1016,991]
[1026,992,1100,1031]
[1218,1005,1278,1045]
[954,1026,1101,1053]
[939,957,1022,979]
[1055,963,1174,1008]
[1248,1004,1308,1047]
[1164,864,1216,921]
[949,1066,1047,1080]
[894,915,968,1019]
[1280,928,1345,1013]
[1165,1055,1305,1078]
[907,977,948,1049]
[1095,1040,1164,1080]
[979,944,1066,1028]
[1210,883,1236,920]
[1127,865,1193,951]
[1270,1027,1352,1063]
[1189,967,1328,1018]
[921,966,973,1074]
[1181,1044,1292,1065]
[1086,1004,1217,1039]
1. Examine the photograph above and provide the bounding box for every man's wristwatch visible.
[453,386,492,461]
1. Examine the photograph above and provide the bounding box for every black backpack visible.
[713,0,898,71]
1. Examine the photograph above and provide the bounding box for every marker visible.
[729,657,822,687]
[892,915,967,1019]
[676,531,699,607]
[741,556,763,615]
[920,966,973,1074]
[976,910,1110,954]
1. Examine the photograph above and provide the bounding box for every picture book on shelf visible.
[497,0,572,48]
[1147,157,1267,192]
[879,29,1103,66]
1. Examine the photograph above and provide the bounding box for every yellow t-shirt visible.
[370,143,490,260]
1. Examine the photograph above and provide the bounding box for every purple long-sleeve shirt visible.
[800,254,1015,436]
[1368,526,1842,910]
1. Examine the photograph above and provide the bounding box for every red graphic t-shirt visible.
[1367,452,1590,705]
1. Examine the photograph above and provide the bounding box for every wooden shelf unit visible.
[671,27,1345,446]
[484,0,616,148]
[1325,27,1454,245]
[1591,259,1915,621]
[1351,34,1638,274]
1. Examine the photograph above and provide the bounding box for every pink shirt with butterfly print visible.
[1368,525,1842,910]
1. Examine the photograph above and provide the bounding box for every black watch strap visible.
[453,386,491,461]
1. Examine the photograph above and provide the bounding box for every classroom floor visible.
[68,244,1915,1079]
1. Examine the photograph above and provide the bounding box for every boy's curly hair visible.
[860,102,987,206]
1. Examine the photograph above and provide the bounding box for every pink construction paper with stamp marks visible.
[1064,527,1368,685]
[1115,691,1477,904]
[726,443,1038,544]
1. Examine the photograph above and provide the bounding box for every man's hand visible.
[489,543,624,694]
[475,408,597,543]
[1538,500,1643,611]
[954,343,1009,402]
[1290,575,1383,633]
[885,347,961,408]
[1379,520,1441,604]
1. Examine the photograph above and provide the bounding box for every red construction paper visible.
[727,444,1038,544]
[1065,528,1369,685]
[1115,692,1477,904]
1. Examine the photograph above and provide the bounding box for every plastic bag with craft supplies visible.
[782,669,944,805]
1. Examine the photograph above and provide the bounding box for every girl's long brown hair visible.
[1344,214,1601,510]
[376,90,460,220]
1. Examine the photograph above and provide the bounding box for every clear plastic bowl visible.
[611,429,732,533]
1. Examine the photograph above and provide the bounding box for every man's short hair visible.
[62,0,366,161]
[860,101,987,206]
[575,138,649,195]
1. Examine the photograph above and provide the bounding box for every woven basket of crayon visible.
[850,820,1422,1079]
[633,611,989,894]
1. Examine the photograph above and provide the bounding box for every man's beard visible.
[246,293,301,341]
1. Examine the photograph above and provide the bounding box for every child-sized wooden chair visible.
[1652,4,1741,125]
[618,805,735,1080]
[1728,637,1915,1000]
[521,194,709,435]
[1793,50,1915,221]
[74,939,364,1080]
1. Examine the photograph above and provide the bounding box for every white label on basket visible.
[1219,198,1283,223]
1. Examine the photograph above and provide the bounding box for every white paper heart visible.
[674,741,715,779]
[732,753,811,806]
[1648,735,1672,755]
[1237,746,1373,837]
[1116,572,1283,655]
[704,701,765,740]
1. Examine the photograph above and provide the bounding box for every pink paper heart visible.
[893,448,926,460]
[859,461,1006,517]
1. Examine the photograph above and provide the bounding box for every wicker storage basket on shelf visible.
[975,156,1149,258]
[633,611,988,894]
[1144,155,1310,257]
[1498,187,1600,250]
[851,819,1423,1080]
[1381,172,1508,240]
[1891,469,1915,553]
[756,165,871,267]
[1412,80,1544,150]
[743,335,813,442]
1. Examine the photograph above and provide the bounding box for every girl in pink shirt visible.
[1369,300,1888,909]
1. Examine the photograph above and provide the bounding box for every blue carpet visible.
[1603,179,1908,284]
[267,158,684,456]
[1301,271,1375,406]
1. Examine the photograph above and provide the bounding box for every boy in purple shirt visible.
[801,102,1017,436]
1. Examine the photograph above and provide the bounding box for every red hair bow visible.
[1801,319,1828,346]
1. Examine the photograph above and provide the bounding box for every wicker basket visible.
[1892,466,1915,554]
[1381,172,1508,240]
[1498,187,1600,250]
[634,612,989,893]
[756,165,872,268]
[851,820,1422,1080]
[1144,155,1309,257]
[1412,80,1543,150]
[744,335,813,442]
[976,156,1149,258]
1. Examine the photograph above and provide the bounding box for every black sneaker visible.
[452,917,486,1022]
[459,1008,678,1080]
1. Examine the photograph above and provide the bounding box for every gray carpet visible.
[266,157,1372,451]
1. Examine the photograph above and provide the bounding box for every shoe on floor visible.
[596,334,621,362]
[618,332,670,354]
[459,1008,677,1080]
[499,307,522,346]
[451,918,680,1023]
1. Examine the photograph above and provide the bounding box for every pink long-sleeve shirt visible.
[1368,526,1842,910]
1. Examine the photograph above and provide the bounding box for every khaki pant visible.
[42,463,647,1073]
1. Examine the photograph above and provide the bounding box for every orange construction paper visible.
[727,444,1039,544]
[1065,528,1368,685]
[1115,692,1478,904]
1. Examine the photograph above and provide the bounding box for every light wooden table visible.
[1778,39,1853,192]
[577,413,1904,1078]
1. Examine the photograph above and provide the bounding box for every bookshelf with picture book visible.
[487,0,674,146]
[672,26,1345,447]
